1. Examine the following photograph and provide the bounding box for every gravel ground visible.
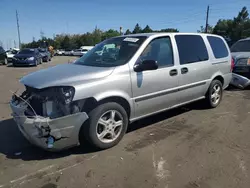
[0,56,250,188]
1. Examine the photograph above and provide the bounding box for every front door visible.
[130,36,180,119]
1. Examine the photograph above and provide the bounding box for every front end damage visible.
[10,86,88,151]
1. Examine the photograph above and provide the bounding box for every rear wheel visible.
[80,102,128,149]
[206,80,223,108]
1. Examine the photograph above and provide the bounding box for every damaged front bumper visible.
[230,73,250,89]
[10,100,88,151]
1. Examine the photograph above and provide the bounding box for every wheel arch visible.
[82,92,133,119]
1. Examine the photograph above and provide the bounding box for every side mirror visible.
[133,60,158,72]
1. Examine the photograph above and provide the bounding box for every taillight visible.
[231,57,235,72]
[247,58,250,65]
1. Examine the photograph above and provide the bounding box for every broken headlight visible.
[58,86,75,104]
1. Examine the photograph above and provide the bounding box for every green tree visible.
[142,25,153,33]
[132,23,142,34]
[213,7,250,43]
[61,35,71,50]
[102,29,120,40]
[155,28,179,32]
[197,25,213,33]
[124,29,132,35]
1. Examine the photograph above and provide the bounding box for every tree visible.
[61,35,71,50]
[197,25,213,33]
[213,7,250,43]
[142,25,153,33]
[22,24,179,48]
[155,28,179,32]
[124,29,132,35]
[132,23,142,34]
[102,29,120,40]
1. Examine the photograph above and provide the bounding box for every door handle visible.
[181,67,188,74]
[169,69,178,76]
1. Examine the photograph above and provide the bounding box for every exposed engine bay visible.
[10,85,88,151]
[13,85,85,119]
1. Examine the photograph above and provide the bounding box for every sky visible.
[0,0,249,49]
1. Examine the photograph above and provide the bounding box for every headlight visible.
[27,57,35,60]
[58,86,75,104]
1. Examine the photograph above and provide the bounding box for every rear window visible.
[207,36,229,58]
[175,35,208,65]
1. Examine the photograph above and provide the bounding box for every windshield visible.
[18,49,35,54]
[38,48,46,52]
[74,36,147,67]
[231,40,250,52]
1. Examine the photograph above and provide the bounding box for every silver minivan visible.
[10,33,232,151]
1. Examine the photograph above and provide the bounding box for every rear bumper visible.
[233,66,250,79]
[10,100,88,151]
[230,73,250,89]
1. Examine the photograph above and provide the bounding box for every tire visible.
[4,58,7,65]
[80,102,128,149]
[40,58,42,64]
[205,80,223,108]
[35,60,38,66]
[45,57,49,62]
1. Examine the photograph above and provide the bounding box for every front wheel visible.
[4,58,8,65]
[80,102,128,149]
[205,80,223,108]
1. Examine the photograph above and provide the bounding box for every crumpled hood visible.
[20,63,114,89]
[231,52,250,60]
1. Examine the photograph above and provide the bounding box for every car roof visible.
[238,37,250,42]
[116,32,223,38]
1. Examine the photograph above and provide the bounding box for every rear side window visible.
[207,36,229,58]
[175,35,208,65]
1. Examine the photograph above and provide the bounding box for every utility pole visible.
[16,10,21,49]
[205,5,210,33]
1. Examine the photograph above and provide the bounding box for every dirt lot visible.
[0,56,250,188]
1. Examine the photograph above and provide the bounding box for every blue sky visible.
[0,0,249,49]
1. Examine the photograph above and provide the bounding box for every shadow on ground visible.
[0,100,211,161]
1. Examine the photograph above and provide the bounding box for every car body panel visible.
[0,46,6,64]
[10,100,88,151]
[20,63,115,89]
[13,48,42,66]
[10,33,232,151]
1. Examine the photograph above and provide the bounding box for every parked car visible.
[0,46,7,65]
[230,38,250,89]
[6,48,20,63]
[13,48,43,66]
[10,33,232,151]
[55,49,65,56]
[64,49,74,56]
[38,48,52,62]
[72,49,89,56]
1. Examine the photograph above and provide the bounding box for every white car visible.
[72,49,89,56]
[6,48,19,63]
[55,49,65,56]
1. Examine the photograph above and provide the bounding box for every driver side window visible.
[138,37,174,68]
